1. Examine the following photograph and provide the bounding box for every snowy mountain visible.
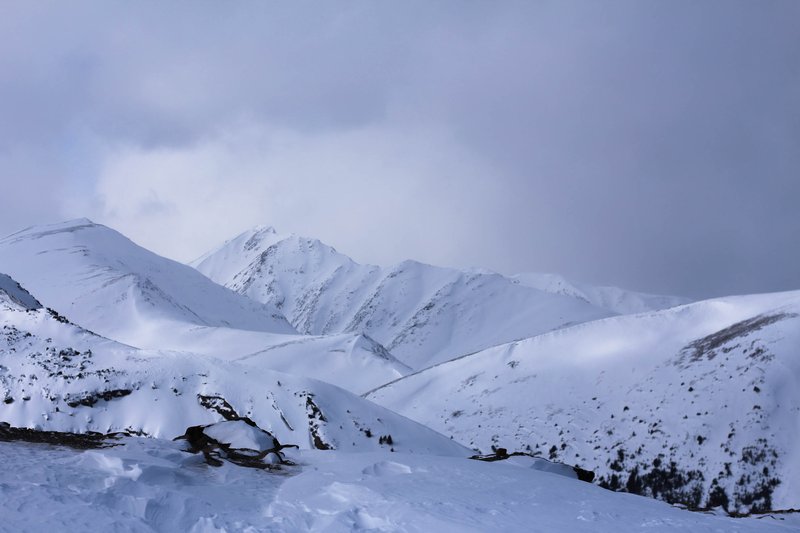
[3,219,798,527]
[512,272,690,315]
[193,226,623,369]
[367,290,800,513]
[0,220,407,394]
[0,219,293,337]
[0,275,463,456]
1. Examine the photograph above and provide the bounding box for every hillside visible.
[0,274,463,455]
[0,221,408,394]
[368,290,800,513]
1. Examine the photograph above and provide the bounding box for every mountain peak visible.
[251,225,278,235]
[2,218,101,243]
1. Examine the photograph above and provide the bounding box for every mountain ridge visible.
[194,226,686,369]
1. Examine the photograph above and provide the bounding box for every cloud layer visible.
[1,1,798,298]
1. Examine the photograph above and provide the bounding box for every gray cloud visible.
[0,1,798,298]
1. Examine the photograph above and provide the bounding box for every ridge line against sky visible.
[1,1,798,298]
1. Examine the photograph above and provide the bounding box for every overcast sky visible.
[1,1,798,298]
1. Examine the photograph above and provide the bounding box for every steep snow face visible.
[0,273,42,311]
[368,290,800,513]
[0,219,294,338]
[0,298,465,456]
[194,227,615,369]
[2,442,796,533]
[512,272,690,315]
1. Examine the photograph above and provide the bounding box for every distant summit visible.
[512,272,689,315]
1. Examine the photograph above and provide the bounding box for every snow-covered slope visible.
[0,278,464,456]
[0,219,294,337]
[3,441,796,533]
[512,272,690,315]
[0,221,408,394]
[193,226,616,369]
[368,290,800,513]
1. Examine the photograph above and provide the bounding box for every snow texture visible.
[1,440,797,532]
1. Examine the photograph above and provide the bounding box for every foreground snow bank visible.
[0,439,797,532]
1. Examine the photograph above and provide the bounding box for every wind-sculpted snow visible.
[194,226,624,369]
[368,290,800,513]
[0,294,466,457]
[2,441,797,532]
[0,222,408,394]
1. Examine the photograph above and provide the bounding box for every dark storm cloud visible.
[0,1,798,298]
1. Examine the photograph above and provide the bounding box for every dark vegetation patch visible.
[46,308,71,324]
[600,461,705,509]
[305,394,333,450]
[0,421,123,449]
[198,394,244,421]
[596,438,782,515]
[676,313,796,367]
[65,388,132,408]
[471,447,595,483]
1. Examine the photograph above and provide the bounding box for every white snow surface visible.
[368,290,800,512]
[194,226,629,369]
[1,439,797,533]
[0,221,408,394]
[0,292,465,456]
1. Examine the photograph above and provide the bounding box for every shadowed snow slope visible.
[194,226,634,369]
[0,273,42,311]
[368,290,800,513]
[2,440,797,532]
[0,222,408,394]
[0,278,462,456]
